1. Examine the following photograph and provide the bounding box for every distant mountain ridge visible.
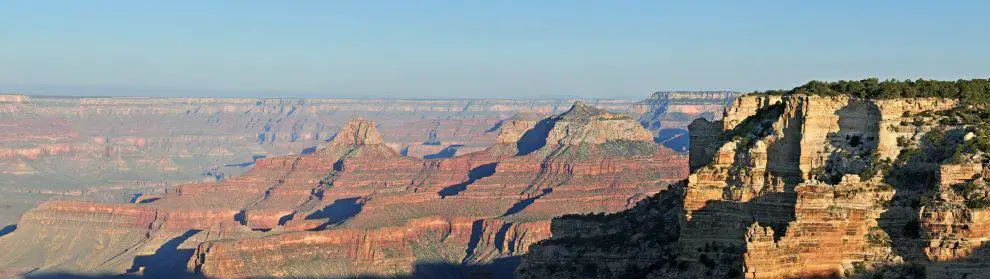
[0,102,690,278]
[0,92,737,251]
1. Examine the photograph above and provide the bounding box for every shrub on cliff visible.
[601,139,660,157]
[951,180,990,209]
[859,154,891,182]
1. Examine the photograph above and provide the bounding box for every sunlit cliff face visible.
[0,98,704,278]
[519,91,990,279]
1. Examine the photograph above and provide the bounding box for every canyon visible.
[0,93,737,238]
[9,81,990,278]
[518,81,990,278]
[0,93,735,278]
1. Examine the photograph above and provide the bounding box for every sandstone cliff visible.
[518,90,990,278]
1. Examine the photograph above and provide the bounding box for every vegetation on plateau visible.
[756,78,990,105]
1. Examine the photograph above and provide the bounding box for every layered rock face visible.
[518,93,990,278]
[0,94,734,231]
[0,102,688,278]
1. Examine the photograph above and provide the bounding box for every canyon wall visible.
[0,102,690,278]
[519,93,990,278]
[0,94,735,235]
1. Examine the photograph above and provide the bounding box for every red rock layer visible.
[2,107,690,278]
[742,182,874,278]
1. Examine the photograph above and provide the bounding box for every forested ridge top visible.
[753,78,990,104]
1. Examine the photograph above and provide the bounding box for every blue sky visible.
[2,1,988,98]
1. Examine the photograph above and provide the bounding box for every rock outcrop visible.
[329,117,383,146]
[546,102,655,146]
[518,91,990,278]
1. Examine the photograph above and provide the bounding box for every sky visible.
[2,1,989,99]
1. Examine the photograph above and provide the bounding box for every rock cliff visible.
[518,89,990,278]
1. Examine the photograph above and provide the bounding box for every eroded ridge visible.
[0,102,688,278]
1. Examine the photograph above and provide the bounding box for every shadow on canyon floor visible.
[0,224,15,238]
[305,197,364,230]
[425,144,464,159]
[516,118,556,156]
[24,258,521,279]
[127,230,201,277]
[502,188,552,216]
[439,163,498,198]
[224,154,268,168]
[655,128,689,152]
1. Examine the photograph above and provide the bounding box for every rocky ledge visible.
[518,79,990,279]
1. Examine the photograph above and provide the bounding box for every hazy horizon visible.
[3,0,990,98]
